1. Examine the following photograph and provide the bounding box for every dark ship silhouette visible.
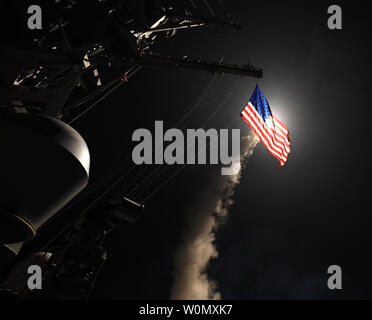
[0,0,262,299]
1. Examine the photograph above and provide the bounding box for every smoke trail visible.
[170,131,259,300]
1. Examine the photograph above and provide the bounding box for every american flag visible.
[240,85,291,166]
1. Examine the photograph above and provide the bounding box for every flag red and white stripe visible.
[240,102,291,166]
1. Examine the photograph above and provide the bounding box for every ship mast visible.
[0,0,263,299]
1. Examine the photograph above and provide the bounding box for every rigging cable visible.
[40,79,242,251]
[217,0,233,21]
[40,67,142,229]
[68,65,142,124]
[141,122,233,203]
[45,74,221,223]
[129,77,234,200]
[124,75,225,199]
[63,76,121,113]
[132,79,242,202]
[64,56,225,204]
[91,74,222,200]
[189,0,197,9]
[202,0,216,17]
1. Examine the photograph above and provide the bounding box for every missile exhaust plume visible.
[170,131,259,300]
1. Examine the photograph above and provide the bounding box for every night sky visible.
[11,0,370,299]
